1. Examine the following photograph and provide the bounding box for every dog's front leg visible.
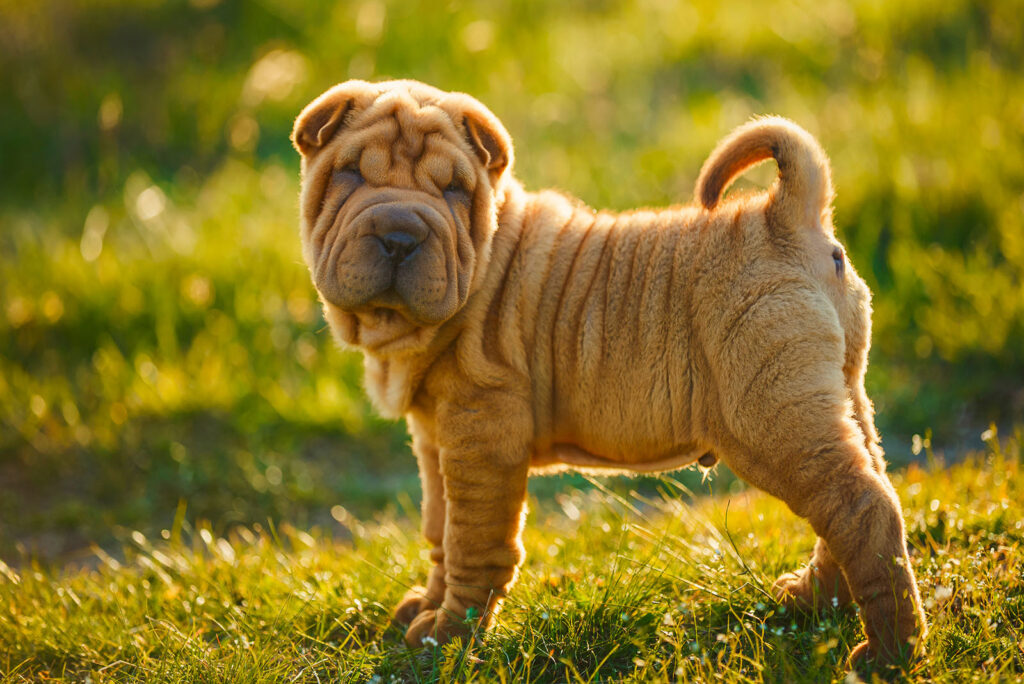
[394,428,447,625]
[403,411,530,647]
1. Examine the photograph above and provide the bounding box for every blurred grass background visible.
[1,0,1022,561]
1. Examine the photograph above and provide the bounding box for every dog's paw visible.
[847,637,921,678]
[847,641,901,679]
[772,569,852,612]
[394,586,436,625]
[847,640,874,666]
[772,570,818,611]
[404,608,474,648]
[846,641,878,680]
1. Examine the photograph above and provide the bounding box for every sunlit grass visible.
[0,161,409,558]
[2,0,1023,556]
[1,432,1020,682]
[1,1,1023,678]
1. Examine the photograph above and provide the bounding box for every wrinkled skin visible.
[292,80,926,673]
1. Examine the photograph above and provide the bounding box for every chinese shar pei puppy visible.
[291,80,926,668]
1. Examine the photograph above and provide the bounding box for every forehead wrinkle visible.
[408,104,456,134]
[414,142,449,191]
[353,88,413,127]
[395,106,448,160]
[337,92,477,191]
[434,137,477,186]
[361,142,391,182]
[335,117,398,164]
[416,136,476,190]
[386,163,416,189]
[382,96,460,153]
[398,125,424,160]
[351,85,465,146]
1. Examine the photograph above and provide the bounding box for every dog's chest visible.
[363,356,417,419]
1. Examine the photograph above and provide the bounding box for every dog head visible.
[292,80,513,355]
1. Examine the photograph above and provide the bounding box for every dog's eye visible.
[331,165,365,199]
[335,164,364,185]
[832,247,845,277]
[325,165,365,212]
[444,179,465,195]
[344,164,363,179]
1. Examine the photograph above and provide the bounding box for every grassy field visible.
[2,432,1021,682]
[1,0,1022,559]
[1,0,1023,681]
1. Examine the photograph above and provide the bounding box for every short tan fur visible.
[292,80,926,669]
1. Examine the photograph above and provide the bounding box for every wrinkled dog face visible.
[292,80,512,354]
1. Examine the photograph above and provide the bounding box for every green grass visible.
[2,432,1021,682]
[2,0,1023,558]
[1,1,1023,680]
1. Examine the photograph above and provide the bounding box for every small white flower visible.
[934,585,953,602]
[540,611,550,620]
[831,596,839,608]
[421,635,438,648]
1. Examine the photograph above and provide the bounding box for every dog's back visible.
[467,118,872,474]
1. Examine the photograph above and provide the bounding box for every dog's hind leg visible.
[721,408,926,668]
[772,536,853,611]
[708,300,926,667]
[847,366,888,475]
[772,356,894,614]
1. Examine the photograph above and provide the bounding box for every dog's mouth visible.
[366,306,404,328]
[312,194,471,347]
[336,302,423,353]
[362,288,429,325]
[315,225,455,326]
[371,306,397,323]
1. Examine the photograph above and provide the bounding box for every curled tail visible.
[695,116,833,232]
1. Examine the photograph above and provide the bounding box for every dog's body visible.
[292,80,926,668]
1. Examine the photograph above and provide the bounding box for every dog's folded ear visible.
[292,89,355,157]
[459,105,513,183]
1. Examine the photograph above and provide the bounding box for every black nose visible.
[378,231,422,261]
[368,205,429,263]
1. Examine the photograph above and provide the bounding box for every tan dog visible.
[291,80,926,668]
